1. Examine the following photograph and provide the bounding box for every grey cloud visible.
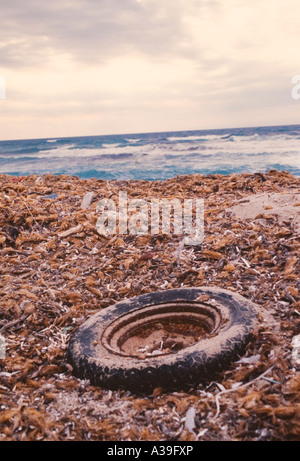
[0,0,201,68]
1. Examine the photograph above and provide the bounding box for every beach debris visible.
[174,238,185,265]
[184,407,197,433]
[80,191,94,210]
[58,224,84,238]
[42,193,58,200]
[0,169,299,441]
[236,354,261,365]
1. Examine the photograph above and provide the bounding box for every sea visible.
[0,124,300,180]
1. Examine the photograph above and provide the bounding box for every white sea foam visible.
[1,128,299,178]
[5,133,300,162]
[167,134,231,142]
[102,143,122,149]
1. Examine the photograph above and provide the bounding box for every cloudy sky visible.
[0,0,299,140]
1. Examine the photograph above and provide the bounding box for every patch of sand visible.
[228,192,300,233]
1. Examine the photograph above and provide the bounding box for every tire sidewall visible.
[68,287,258,391]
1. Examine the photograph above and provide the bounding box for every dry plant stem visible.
[58,224,83,238]
[0,314,29,333]
[213,365,274,419]
[17,193,39,227]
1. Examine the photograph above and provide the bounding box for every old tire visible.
[67,287,258,393]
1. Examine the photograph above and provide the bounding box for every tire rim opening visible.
[101,301,223,358]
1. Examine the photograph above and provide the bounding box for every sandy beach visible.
[0,169,299,441]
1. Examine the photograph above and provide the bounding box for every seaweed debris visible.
[0,170,299,441]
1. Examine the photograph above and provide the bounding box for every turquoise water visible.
[0,124,300,180]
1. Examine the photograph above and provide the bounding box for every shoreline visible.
[1,124,300,181]
[0,169,300,441]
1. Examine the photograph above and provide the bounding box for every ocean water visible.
[0,124,300,180]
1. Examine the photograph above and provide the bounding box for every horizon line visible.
[0,122,299,143]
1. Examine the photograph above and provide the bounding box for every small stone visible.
[81,191,94,209]
[185,407,196,433]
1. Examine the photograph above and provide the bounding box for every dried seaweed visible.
[0,170,299,441]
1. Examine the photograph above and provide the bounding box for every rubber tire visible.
[67,287,258,393]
